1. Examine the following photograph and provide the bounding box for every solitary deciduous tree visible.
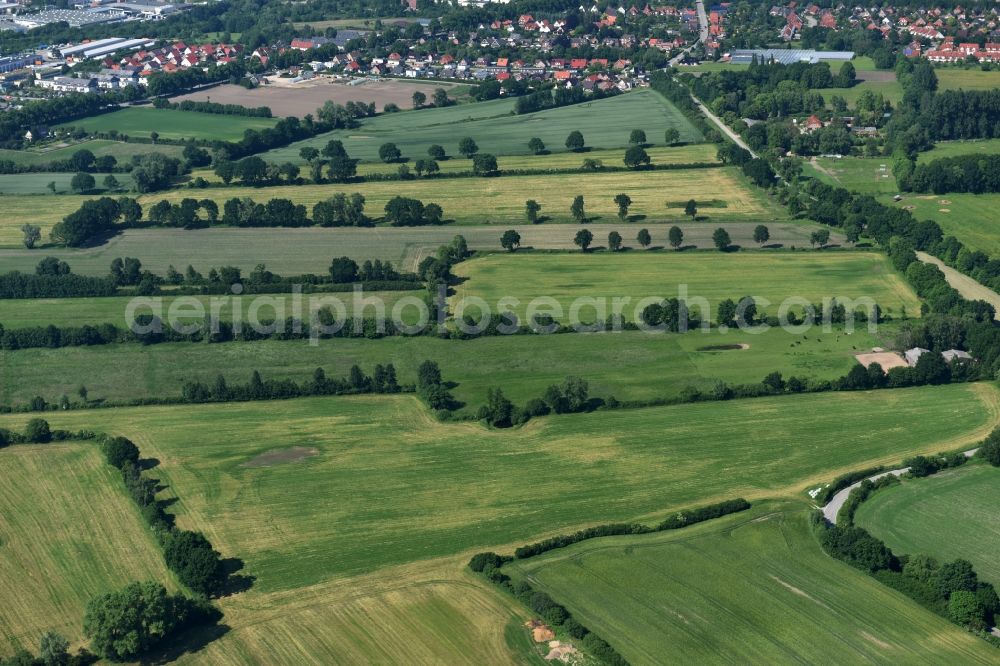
[614,193,632,220]
[629,129,646,145]
[525,199,541,223]
[458,137,478,158]
[668,225,684,249]
[428,144,446,160]
[753,224,770,246]
[637,228,651,248]
[21,223,40,249]
[412,90,427,108]
[624,145,650,169]
[565,130,585,152]
[684,199,698,219]
[528,137,545,154]
[664,128,680,145]
[501,229,521,252]
[810,228,830,248]
[608,231,623,251]
[570,195,586,222]
[574,228,593,251]
[713,227,732,251]
[378,142,402,163]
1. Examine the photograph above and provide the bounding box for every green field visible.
[919,139,1000,162]
[56,108,278,142]
[0,172,134,195]
[0,443,174,654]
[0,221,834,273]
[506,502,999,664]
[0,289,424,329]
[1,384,994,592]
[936,67,1000,91]
[885,193,1000,255]
[263,90,703,164]
[452,251,921,322]
[855,464,1000,588]
[0,325,889,410]
[805,156,898,194]
[0,139,184,167]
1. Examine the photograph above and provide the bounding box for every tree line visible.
[152,97,273,118]
[180,365,403,404]
[896,153,1000,195]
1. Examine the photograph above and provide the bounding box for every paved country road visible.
[821,448,979,523]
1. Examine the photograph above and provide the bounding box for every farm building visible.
[904,347,929,366]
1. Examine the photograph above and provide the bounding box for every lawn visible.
[0,172,133,194]
[55,107,278,142]
[0,383,994,593]
[0,325,890,411]
[505,502,999,665]
[805,156,898,194]
[262,89,703,164]
[0,221,834,273]
[0,443,174,654]
[936,67,1000,91]
[884,193,1000,255]
[855,464,1000,588]
[452,251,921,323]
[918,138,1000,162]
[820,79,903,107]
[0,139,184,167]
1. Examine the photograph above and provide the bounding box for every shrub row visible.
[512,498,751,559]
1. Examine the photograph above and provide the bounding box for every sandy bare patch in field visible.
[172,79,466,117]
[861,631,892,649]
[855,351,907,371]
[241,446,319,467]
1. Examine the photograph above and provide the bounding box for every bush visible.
[977,427,1000,466]
[101,435,140,469]
[24,418,51,443]
[468,552,507,572]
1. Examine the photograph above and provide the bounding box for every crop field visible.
[805,156,898,194]
[936,68,1000,91]
[855,464,1000,587]
[885,193,1000,254]
[353,143,720,176]
[452,251,921,322]
[0,221,835,273]
[505,502,999,664]
[55,108,278,142]
[171,79,472,118]
[0,194,99,246]
[0,164,773,248]
[0,383,994,592]
[0,139,184,167]
[0,172,133,195]
[138,166,774,225]
[918,139,1000,162]
[0,325,889,410]
[263,90,703,164]
[0,443,174,654]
